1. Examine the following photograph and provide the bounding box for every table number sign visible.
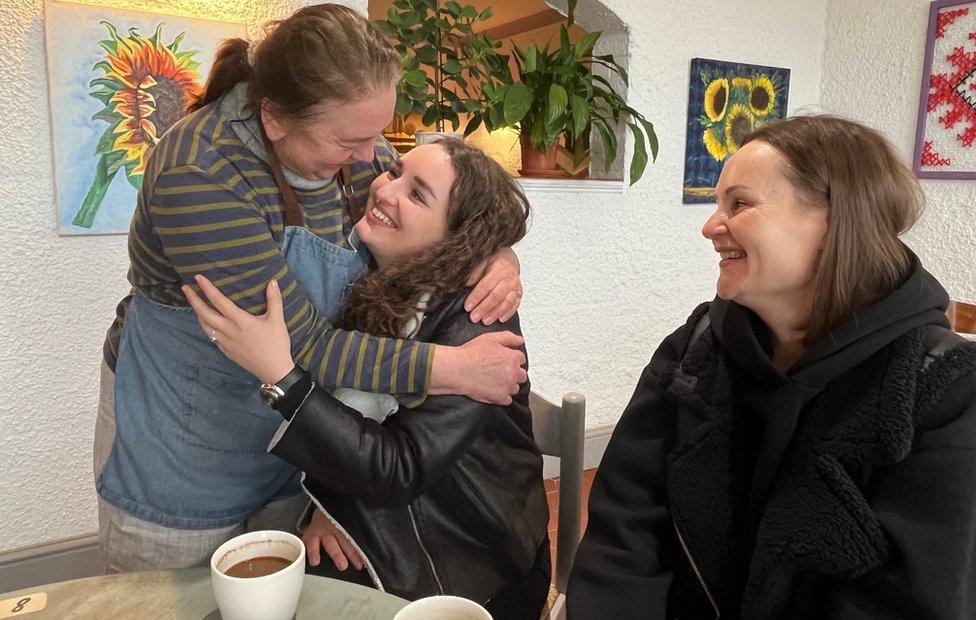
[0,593,47,618]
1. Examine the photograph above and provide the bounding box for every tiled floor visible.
[545,468,597,573]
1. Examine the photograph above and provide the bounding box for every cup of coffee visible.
[210,530,306,620]
[393,595,492,620]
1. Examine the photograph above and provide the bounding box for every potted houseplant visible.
[466,0,658,184]
[377,0,510,143]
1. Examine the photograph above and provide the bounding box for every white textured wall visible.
[517,0,827,426]
[0,0,826,552]
[822,0,976,303]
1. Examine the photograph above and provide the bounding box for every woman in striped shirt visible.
[93,4,526,572]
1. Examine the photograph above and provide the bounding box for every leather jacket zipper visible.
[408,505,445,594]
[672,516,720,618]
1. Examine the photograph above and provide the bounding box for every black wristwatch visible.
[259,364,312,420]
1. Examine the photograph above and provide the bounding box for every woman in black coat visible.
[568,115,976,619]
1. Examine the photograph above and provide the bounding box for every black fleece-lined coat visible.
[567,264,976,619]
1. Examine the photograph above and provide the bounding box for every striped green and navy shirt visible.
[103,83,433,402]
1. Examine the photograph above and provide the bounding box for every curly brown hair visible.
[339,139,530,337]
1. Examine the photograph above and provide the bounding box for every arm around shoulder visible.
[270,296,524,506]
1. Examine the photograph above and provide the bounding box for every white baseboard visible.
[542,424,613,479]
[0,534,104,593]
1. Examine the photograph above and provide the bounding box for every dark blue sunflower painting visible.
[683,57,790,204]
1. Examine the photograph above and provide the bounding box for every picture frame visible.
[45,0,246,235]
[913,0,976,179]
[682,57,790,204]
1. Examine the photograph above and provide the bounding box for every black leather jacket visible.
[270,292,549,603]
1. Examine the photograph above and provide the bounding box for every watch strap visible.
[275,364,307,396]
[275,365,312,421]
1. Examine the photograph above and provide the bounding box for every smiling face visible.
[702,140,829,316]
[354,143,456,267]
[262,85,396,181]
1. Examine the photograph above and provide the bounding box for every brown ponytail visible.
[186,5,400,120]
[187,38,252,113]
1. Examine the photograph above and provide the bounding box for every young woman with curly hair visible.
[185,139,550,619]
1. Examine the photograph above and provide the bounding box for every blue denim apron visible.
[98,226,369,529]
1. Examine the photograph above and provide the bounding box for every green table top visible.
[0,568,409,619]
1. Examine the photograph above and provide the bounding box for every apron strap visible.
[264,138,358,229]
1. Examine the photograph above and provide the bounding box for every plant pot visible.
[414,131,460,146]
[518,135,568,178]
[556,146,591,179]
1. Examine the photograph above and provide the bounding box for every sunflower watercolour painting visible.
[45,1,245,234]
[682,58,790,204]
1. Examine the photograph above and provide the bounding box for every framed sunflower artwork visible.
[44,1,246,235]
[913,0,976,179]
[682,58,790,204]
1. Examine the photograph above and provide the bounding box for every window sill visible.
[515,178,625,194]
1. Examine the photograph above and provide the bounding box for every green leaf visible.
[105,148,127,175]
[479,7,493,20]
[94,125,117,156]
[87,87,116,105]
[395,96,414,117]
[402,10,421,27]
[460,5,477,19]
[463,113,483,137]
[546,84,568,126]
[560,25,570,51]
[445,1,461,17]
[404,69,427,87]
[571,95,589,138]
[416,44,438,63]
[88,77,122,92]
[627,122,648,185]
[422,106,440,127]
[594,55,629,85]
[567,0,578,25]
[91,108,118,124]
[625,107,659,162]
[489,105,502,128]
[91,61,113,75]
[123,160,143,189]
[443,57,462,74]
[504,82,532,125]
[593,118,617,172]
[575,31,601,56]
[525,42,538,74]
[530,118,547,150]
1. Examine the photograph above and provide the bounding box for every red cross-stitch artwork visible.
[914,1,976,177]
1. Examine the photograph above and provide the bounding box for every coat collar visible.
[663,326,925,618]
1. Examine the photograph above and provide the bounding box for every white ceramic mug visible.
[393,595,492,620]
[210,530,306,620]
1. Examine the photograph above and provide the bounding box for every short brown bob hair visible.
[744,115,924,344]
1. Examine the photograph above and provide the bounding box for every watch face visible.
[259,384,285,408]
